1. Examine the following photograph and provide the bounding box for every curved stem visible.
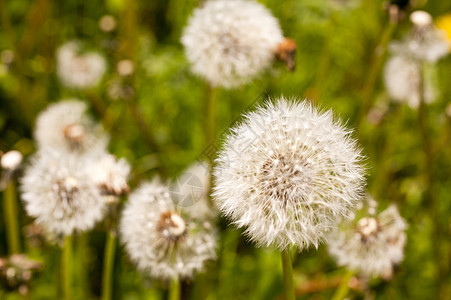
[331,270,353,300]
[281,249,295,300]
[63,235,73,300]
[101,231,117,300]
[169,278,180,300]
[4,180,20,254]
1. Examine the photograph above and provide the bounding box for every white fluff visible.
[56,41,106,89]
[213,97,365,250]
[328,205,407,279]
[21,149,106,236]
[383,54,435,108]
[181,0,284,88]
[34,100,108,155]
[120,179,217,280]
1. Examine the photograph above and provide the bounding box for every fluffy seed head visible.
[213,98,365,250]
[170,161,216,220]
[389,11,450,63]
[181,0,284,88]
[1,150,23,171]
[20,149,106,236]
[383,54,435,108]
[34,100,108,155]
[88,154,131,202]
[120,179,217,280]
[56,42,106,89]
[328,204,407,279]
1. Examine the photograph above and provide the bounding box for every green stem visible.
[281,249,295,300]
[4,181,20,254]
[101,231,117,300]
[331,271,353,300]
[417,63,442,296]
[205,83,217,160]
[169,278,180,300]
[63,235,73,300]
[356,21,396,135]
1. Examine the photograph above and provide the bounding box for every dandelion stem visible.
[63,235,73,300]
[169,278,181,300]
[331,270,353,300]
[281,249,295,300]
[4,180,20,254]
[417,62,442,296]
[205,83,217,161]
[101,231,117,300]
[356,20,396,134]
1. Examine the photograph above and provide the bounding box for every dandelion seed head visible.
[1,150,23,171]
[213,97,365,250]
[328,203,407,279]
[88,154,130,203]
[181,0,284,88]
[120,179,217,280]
[34,100,108,155]
[383,54,435,108]
[410,10,433,27]
[56,42,106,89]
[21,149,106,236]
[170,161,216,220]
[389,11,450,63]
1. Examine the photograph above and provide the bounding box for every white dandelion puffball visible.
[170,161,216,220]
[1,150,23,171]
[88,153,131,203]
[383,54,435,108]
[181,0,284,88]
[56,41,106,89]
[34,100,108,154]
[21,149,106,236]
[213,98,365,250]
[327,205,407,279]
[389,11,449,63]
[120,179,217,280]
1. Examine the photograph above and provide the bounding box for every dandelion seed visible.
[181,0,293,88]
[56,41,106,89]
[213,97,365,250]
[328,203,407,280]
[21,149,106,236]
[120,179,217,280]
[34,100,108,155]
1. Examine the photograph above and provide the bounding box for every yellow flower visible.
[436,13,451,50]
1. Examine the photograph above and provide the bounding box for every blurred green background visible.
[1,0,451,299]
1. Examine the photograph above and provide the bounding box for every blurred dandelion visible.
[169,161,215,219]
[181,0,294,88]
[34,100,108,155]
[21,149,106,236]
[120,179,217,281]
[88,153,130,204]
[1,150,23,171]
[384,11,449,108]
[389,11,450,63]
[328,202,407,280]
[383,54,435,108]
[56,41,106,89]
